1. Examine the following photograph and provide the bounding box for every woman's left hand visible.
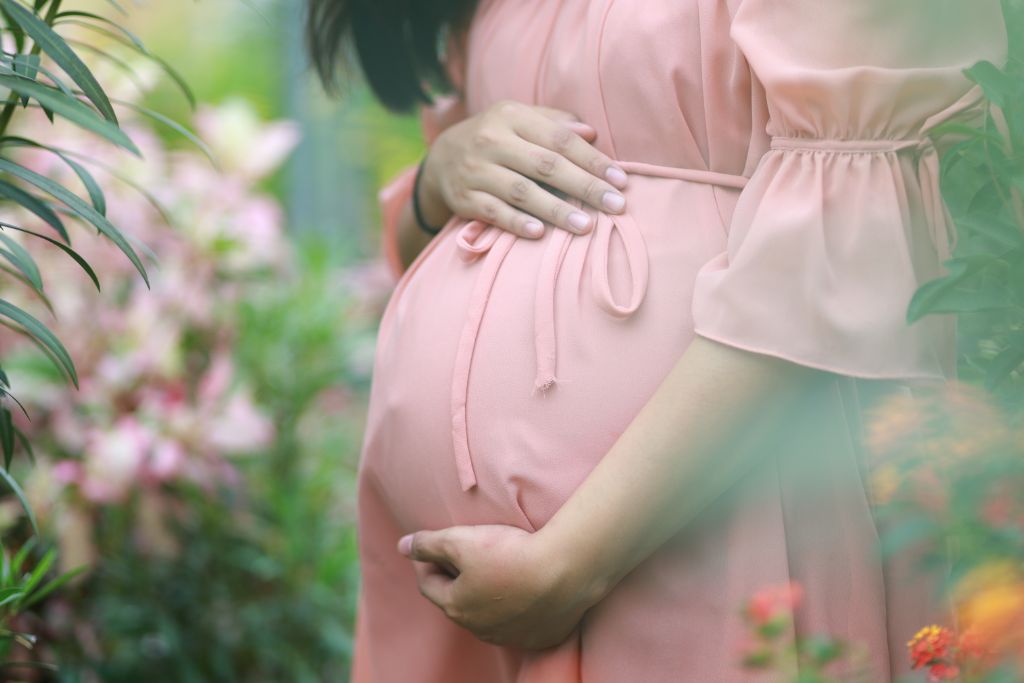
[398,524,604,650]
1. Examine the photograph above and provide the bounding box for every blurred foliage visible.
[0,0,197,669]
[909,0,1024,410]
[30,238,378,682]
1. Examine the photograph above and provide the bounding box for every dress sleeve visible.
[378,30,469,282]
[690,0,1008,381]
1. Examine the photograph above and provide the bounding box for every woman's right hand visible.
[416,99,629,239]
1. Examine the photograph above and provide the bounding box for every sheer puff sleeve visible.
[691,0,1009,381]
[378,31,469,282]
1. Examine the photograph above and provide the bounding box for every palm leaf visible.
[0,221,99,290]
[0,466,37,536]
[0,75,139,155]
[0,299,76,389]
[0,0,117,123]
[2,135,107,216]
[0,231,41,291]
[0,157,148,286]
[0,178,69,241]
[109,97,215,165]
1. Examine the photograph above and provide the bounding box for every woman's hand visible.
[398,524,606,650]
[417,99,629,239]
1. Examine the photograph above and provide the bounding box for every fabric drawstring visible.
[448,160,751,492]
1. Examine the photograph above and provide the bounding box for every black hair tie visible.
[413,156,444,236]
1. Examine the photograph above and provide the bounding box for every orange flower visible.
[958,582,1024,665]
[908,625,959,681]
[951,562,1024,672]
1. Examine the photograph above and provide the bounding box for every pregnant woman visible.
[307,1,1007,680]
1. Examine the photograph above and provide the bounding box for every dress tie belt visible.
[449,160,750,492]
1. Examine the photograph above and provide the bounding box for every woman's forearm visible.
[394,197,437,271]
[537,334,823,603]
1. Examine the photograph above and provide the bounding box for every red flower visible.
[909,625,960,681]
[744,581,803,627]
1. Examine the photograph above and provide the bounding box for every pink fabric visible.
[377,164,418,282]
[355,1,1008,681]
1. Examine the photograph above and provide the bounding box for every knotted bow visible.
[448,161,751,492]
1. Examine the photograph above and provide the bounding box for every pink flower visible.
[52,461,83,486]
[80,418,154,504]
[147,440,186,482]
[193,99,301,181]
[204,390,274,455]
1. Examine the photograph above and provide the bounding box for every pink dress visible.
[354,1,1008,681]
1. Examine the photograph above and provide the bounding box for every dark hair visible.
[305,0,479,114]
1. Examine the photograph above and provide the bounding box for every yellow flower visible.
[954,562,1024,669]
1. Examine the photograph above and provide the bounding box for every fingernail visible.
[397,533,414,557]
[605,166,628,188]
[568,211,591,232]
[525,219,544,237]
[602,191,625,212]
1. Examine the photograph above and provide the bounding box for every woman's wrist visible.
[414,151,453,232]
[531,515,626,610]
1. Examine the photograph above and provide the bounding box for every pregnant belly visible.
[359,178,732,534]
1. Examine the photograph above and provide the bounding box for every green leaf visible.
[985,333,1024,391]
[0,0,118,124]
[0,179,69,242]
[0,466,36,536]
[799,636,846,666]
[0,231,42,291]
[0,299,77,389]
[20,564,85,609]
[0,222,100,291]
[54,11,145,51]
[929,120,1007,148]
[0,53,76,98]
[10,53,38,107]
[965,60,1016,109]
[13,427,33,465]
[907,254,1011,322]
[16,548,54,600]
[109,97,215,165]
[0,158,148,286]
[0,75,139,156]
[0,408,13,471]
[1,7,25,54]
[2,135,106,217]
[11,537,35,577]
[0,389,29,424]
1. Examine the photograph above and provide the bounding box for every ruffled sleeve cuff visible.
[691,134,958,381]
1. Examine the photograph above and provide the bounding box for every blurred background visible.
[0,1,1019,682]
[0,0,427,680]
